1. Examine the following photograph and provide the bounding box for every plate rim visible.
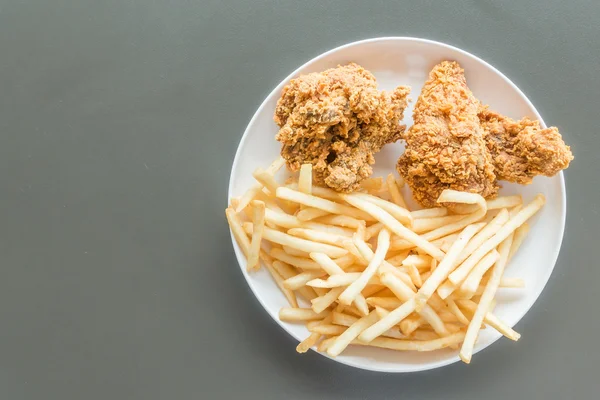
[227,36,567,373]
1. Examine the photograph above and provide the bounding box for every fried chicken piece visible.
[274,63,410,192]
[397,61,498,208]
[479,106,573,184]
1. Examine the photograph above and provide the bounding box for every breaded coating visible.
[397,61,498,208]
[274,63,410,192]
[398,61,573,207]
[479,106,573,184]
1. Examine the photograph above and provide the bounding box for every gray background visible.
[0,0,598,399]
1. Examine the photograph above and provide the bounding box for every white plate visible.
[227,37,566,372]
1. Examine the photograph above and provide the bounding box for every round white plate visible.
[227,37,566,372]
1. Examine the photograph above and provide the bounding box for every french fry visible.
[456,299,521,341]
[248,201,266,271]
[273,260,318,301]
[364,222,384,240]
[458,250,500,298]
[296,314,332,353]
[350,192,412,226]
[317,336,337,352]
[281,245,309,257]
[263,226,348,258]
[342,194,444,260]
[307,273,381,288]
[402,254,433,269]
[406,264,422,288]
[359,296,417,343]
[297,207,330,221]
[358,332,466,351]
[277,187,375,221]
[288,228,347,247]
[499,277,525,288]
[252,168,280,195]
[279,307,328,322]
[487,195,523,210]
[327,311,380,356]
[399,316,424,336]
[416,223,482,309]
[354,239,416,290]
[235,157,285,212]
[316,214,365,229]
[412,215,467,233]
[226,208,252,257]
[455,208,509,266]
[449,195,545,285]
[284,271,325,290]
[386,251,410,266]
[298,164,312,194]
[270,248,325,270]
[261,253,298,307]
[366,297,402,310]
[339,230,390,305]
[445,298,470,325]
[311,287,345,313]
[361,177,384,193]
[386,173,408,209]
[411,208,448,219]
[380,273,449,336]
[309,324,347,336]
[460,233,513,363]
[264,208,353,237]
[508,223,530,261]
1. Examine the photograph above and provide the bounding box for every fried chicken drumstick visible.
[275,63,410,192]
[398,61,573,207]
[397,61,498,207]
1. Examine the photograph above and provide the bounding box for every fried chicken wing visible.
[479,106,573,184]
[398,61,573,207]
[397,61,498,208]
[274,63,410,192]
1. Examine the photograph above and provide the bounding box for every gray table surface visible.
[1,0,599,399]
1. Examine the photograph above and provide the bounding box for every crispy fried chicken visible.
[397,61,498,208]
[274,63,410,192]
[398,61,573,207]
[479,106,573,184]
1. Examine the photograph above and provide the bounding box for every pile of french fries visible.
[226,157,543,364]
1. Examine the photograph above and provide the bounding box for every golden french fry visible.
[339,230,390,305]
[307,273,381,289]
[455,208,509,266]
[449,195,545,285]
[360,177,384,193]
[411,208,448,219]
[235,157,285,212]
[386,173,408,209]
[327,311,379,357]
[386,251,410,266]
[311,287,345,313]
[260,252,298,307]
[366,297,402,310]
[446,298,470,325]
[350,192,412,226]
[416,223,482,309]
[342,194,444,260]
[248,201,266,270]
[296,314,332,353]
[252,168,280,195]
[297,207,330,221]
[407,264,423,287]
[279,307,328,322]
[364,222,384,241]
[263,226,348,258]
[284,271,325,290]
[499,277,525,288]
[316,214,365,229]
[359,297,416,343]
[458,250,500,298]
[281,245,309,257]
[508,223,530,261]
[298,164,312,194]
[460,233,513,363]
[399,316,424,336]
[277,187,375,221]
[318,336,338,352]
[380,273,449,336]
[358,332,466,351]
[456,299,520,341]
[270,248,325,270]
[353,238,416,290]
[487,195,523,210]
[402,254,433,269]
[309,324,347,336]
[412,215,467,234]
[288,228,347,247]
[226,208,252,257]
